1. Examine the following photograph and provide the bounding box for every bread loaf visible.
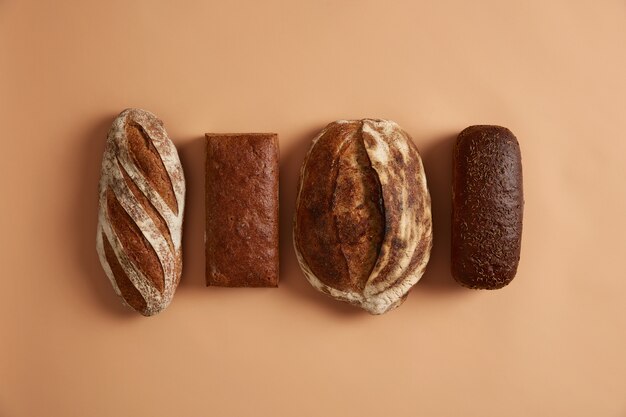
[452,125,523,289]
[293,119,432,314]
[96,108,185,315]
[205,133,279,287]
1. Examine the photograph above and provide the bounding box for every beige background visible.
[1,1,625,416]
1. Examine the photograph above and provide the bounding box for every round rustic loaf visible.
[293,119,432,314]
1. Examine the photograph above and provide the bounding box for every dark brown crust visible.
[106,188,165,292]
[126,121,178,215]
[452,125,523,289]
[102,232,147,312]
[205,133,279,287]
[295,122,385,293]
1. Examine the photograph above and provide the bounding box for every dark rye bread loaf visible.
[205,133,279,287]
[452,125,523,289]
[96,108,185,316]
[294,119,432,314]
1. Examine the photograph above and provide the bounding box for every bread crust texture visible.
[294,119,432,314]
[96,108,185,316]
[204,133,279,287]
[452,125,523,289]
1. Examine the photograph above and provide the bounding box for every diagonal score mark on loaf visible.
[126,121,178,215]
[96,226,122,296]
[121,112,185,249]
[98,189,162,312]
[101,231,148,312]
[102,215,163,312]
[361,119,432,298]
[118,158,174,254]
[112,117,178,292]
[109,160,170,293]
[95,109,185,315]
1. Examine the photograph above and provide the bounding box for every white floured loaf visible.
[96,108,185,316]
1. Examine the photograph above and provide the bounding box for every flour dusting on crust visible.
[96,108,185,316]
[294,119,432,315]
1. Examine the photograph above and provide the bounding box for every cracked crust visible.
[294,119,432,314]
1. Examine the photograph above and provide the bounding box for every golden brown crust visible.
[119,159,173,253]
[126,121,178,215]
[106,186,165,293]
[334,132,385,291]
[296,121,384,293]
[294,119,432,314]
[102,232,147,312]
[205,133,279,287]
[96,108,185,316]
[292,122,351,288]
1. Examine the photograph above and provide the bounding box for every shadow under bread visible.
[73,114,134,317]
[414,132,464,294]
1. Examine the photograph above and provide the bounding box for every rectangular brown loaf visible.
[205,133,279,287]
[451,125,523,289]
